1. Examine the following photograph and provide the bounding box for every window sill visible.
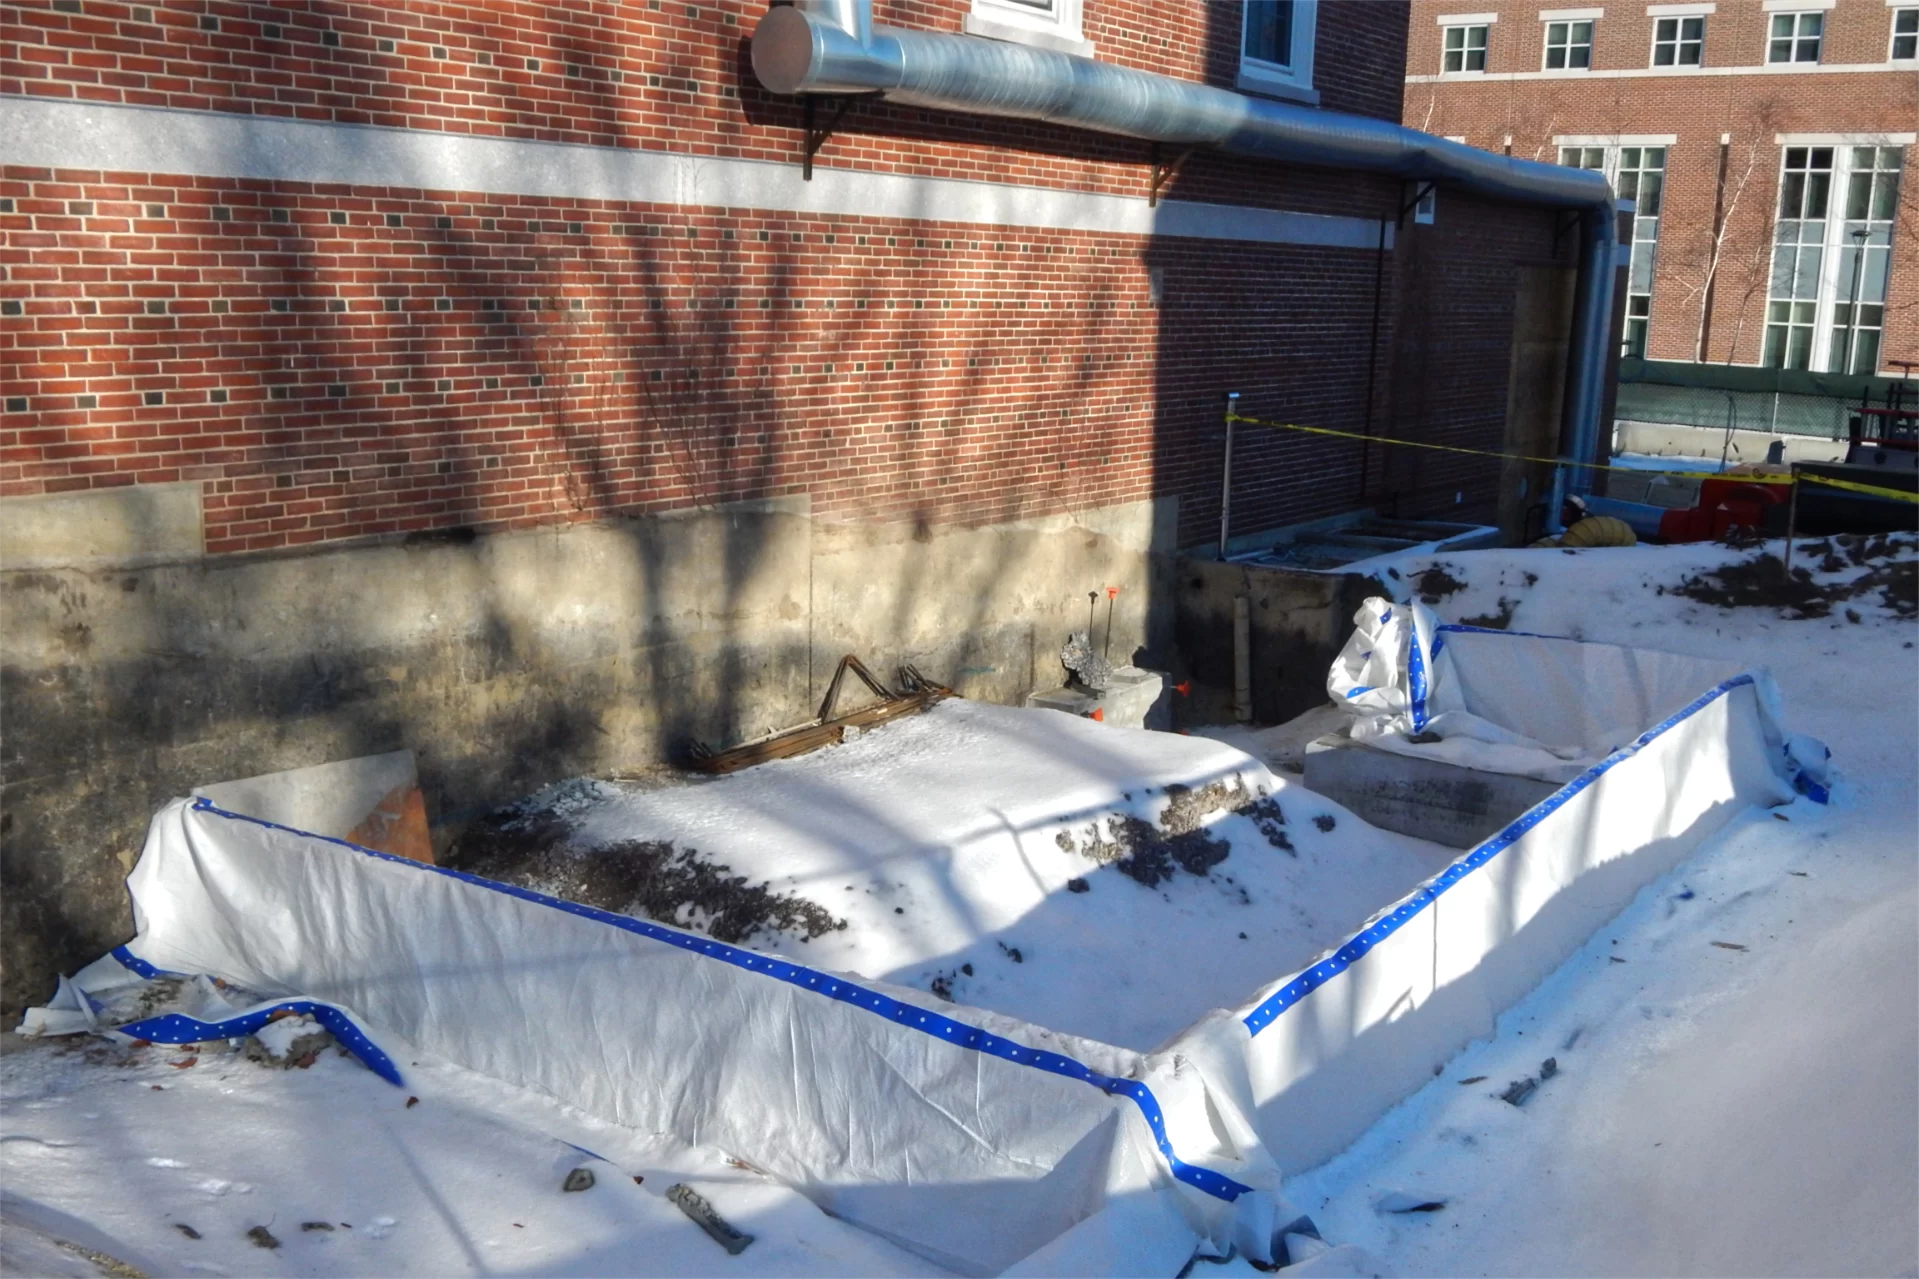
[1234,69,1321,105]
[960,13,1096,58]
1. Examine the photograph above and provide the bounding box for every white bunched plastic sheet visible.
[23,797,1288,1276]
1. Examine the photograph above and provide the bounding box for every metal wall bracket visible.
[1551,208,1582,257]
[1397,180,1437,226]
[1149,144,1195,207]
[803,95,857,180]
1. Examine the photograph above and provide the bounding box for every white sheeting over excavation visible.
[22,612,1818,1276]
[1183,605,1812,1172]
[53,797,1283,1276]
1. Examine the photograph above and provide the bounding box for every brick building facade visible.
[1,1,1588,1013]
[1406,0,1919,373]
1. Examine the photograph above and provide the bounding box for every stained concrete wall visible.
[0,492,1176,1019]
[1173,557,1380,728]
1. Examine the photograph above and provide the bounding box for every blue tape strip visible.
[113,1000,404,1086]
[110,946,179,980]
[1242,674,1757,1036]
[1407,626,1430,733]
[182,799,1253,1203]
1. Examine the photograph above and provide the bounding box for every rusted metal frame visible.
[688,656,954,774]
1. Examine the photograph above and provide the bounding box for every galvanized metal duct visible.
[751,1,1619,503]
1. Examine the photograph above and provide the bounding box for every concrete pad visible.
[1302,729,1558,850]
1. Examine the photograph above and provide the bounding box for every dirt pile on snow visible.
[1054,779,1295,886]
[1667,532,1916,619]
[447,805,846,947]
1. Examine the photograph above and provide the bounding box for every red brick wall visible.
[1405,0,1919,370]
[3,0,1571,555]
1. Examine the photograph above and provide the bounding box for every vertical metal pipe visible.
[1219,392,1239,560]
[1360,217,1388,503]
[1783,466,1801,573]
[1233,596,1253,724]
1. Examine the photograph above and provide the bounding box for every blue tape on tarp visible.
[1241,674,1757,1036]
[183,799,1255,1203]
[110,946,178,981]
[1407,626,1430,733]
[112,1000,406,1086]
[102,948,405,1085]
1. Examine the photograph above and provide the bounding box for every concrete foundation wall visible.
[0,494,1174,1019]
[1173,557,1379,728]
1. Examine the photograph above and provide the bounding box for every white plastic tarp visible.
[1326,598,1817,788]
[27,797,1284,1277]
[1177,611,1812,1171]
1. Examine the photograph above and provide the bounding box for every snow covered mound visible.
[447,700,1451,1051]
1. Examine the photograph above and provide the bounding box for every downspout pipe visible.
[752,2,1619,497]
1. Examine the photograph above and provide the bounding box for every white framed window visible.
[1766,11,1822,63]
[1892,7,1919,61]
[1442,23,1490,72]
[1238,0,1319,104]
[1543,18,1596,69]
[1560,142,1668,357]
[1764,144,1905,373]
[963,0,1091,57]
[1651,14,1704,64]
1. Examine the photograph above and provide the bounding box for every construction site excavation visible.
[444,695,1453,1053]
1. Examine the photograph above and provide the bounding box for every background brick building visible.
[2,0,1593,1014]
[1406,0,1919,373]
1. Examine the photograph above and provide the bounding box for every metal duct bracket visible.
[1397,180,1436,225]
[802,94,866,180]
[1149,143,1194,208]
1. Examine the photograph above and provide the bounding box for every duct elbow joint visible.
[752,3,896,95]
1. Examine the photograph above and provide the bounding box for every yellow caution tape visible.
[1223,412,1918,504]
[1794,472,1919,503]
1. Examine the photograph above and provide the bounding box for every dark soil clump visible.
[446,804,844,946]
[1669,536,1916,619]
[1055,779,1295,886]
[1412,563,1468,604]
[1460,596,1520,630]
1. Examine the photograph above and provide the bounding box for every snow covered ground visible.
[4,532,1913,1278]
[1,1027,945,1278]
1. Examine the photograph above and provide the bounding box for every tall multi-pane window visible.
[1543,19,1594,68]
[1765,146,1905,373]
[1766,148,1832,368]
[1831,148,1903,375]
[1767,12,1822,63]
[1651,15,1704,66]
[1442,23,1489,72]
[1892,8,1918,60]
[1560,145,1666,357]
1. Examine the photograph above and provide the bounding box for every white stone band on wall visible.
[0,96,1392,252]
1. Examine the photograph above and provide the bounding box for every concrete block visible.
[1026,666,1170,729]
[1302,730,1559,850]
[0,481,203,569]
